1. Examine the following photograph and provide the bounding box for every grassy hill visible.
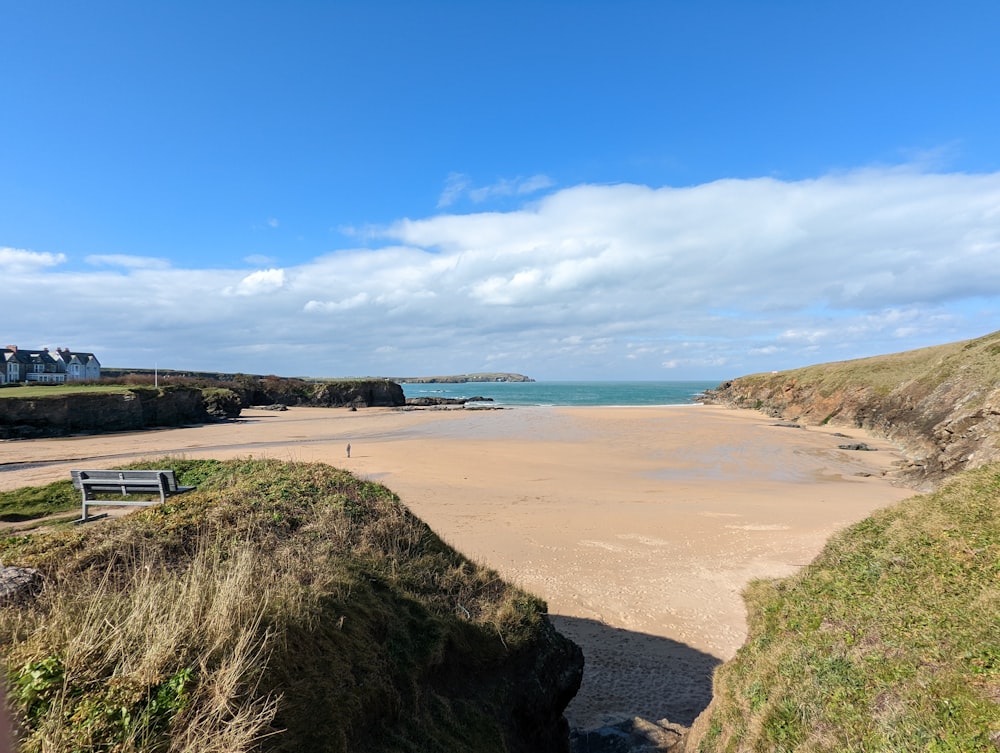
[688,332,1000,751]
[0,459,581,753]
[687,462,1000,751]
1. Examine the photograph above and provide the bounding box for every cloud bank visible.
[9,167,1000,379]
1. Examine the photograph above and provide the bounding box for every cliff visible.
[0,458,583,752]
[0,385,241,439]
[702,329,1000,487]
[98,370,406,408]
[0,379,404,440]
[223,376,405,408]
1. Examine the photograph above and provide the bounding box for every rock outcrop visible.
[703,330,1000,487]
[229,377,405,408]
[0,386,239,439]
[0,566,42,606]
[0,379,405,440]
[570,716,685,752]
[404,396,494,407]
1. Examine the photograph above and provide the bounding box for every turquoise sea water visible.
[400,380,720,406]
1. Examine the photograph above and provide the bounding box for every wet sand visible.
[0,404,914,727]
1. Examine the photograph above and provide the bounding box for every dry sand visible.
[0,404,914,728]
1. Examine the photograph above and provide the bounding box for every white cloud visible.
[6,167,1000,379]
[86,254,170,270]
[226,268,287,296]
[303,292,370,312]
[0,246,66,272]
[438,172,554,207]
[244,254,276,266]
[437,172,472,208]
[467,174,555,203]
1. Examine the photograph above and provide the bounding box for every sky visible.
[3,1,1000,381]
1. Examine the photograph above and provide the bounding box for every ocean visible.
[399,380,721,407]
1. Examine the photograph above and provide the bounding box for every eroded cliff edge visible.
[0,379,405,439]
[702,330,1000,488]
[0,458,583,753]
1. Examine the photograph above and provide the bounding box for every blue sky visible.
[4,1,1000,380]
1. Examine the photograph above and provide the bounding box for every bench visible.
[71,469,195,523]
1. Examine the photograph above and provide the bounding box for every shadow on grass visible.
[0,512,44,523]
[550,615,721,728]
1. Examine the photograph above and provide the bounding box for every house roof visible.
[3,347,99,366]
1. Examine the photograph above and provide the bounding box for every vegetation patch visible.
[737,329,1000,402]
[692,462,1000,751]
[0,459,217,524]
[0,458,577,752]
[0,384,134,399]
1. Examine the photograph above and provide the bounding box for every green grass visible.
[0,481,79,522]
[735,329,1000,402]
[0,459,220,524]
[0,458,565,753]
[0,384,134,399]
[693,463,1000,752]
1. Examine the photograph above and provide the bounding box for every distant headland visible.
[99,368,534,384]
[394,372,534,383]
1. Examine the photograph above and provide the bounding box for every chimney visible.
[5,345,16,352]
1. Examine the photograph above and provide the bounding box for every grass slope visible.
[733,329,1000,401]
[692,463,1000,752]
[0,458,572,753]
[0,384,133,399]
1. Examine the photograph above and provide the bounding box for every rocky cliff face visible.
[232,378,405,408]
[0,379,403,440]
[703,331,1000,487]
[0,386,234,439]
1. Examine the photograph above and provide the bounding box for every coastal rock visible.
[702,330,1000,486]
[569,716,685,753]
[231,377,405,408]
[404,396,494,407]
[0,566,42,606]
[202,387,242,419]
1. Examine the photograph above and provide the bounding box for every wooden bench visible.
[71,469,195,523]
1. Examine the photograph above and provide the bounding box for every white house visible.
[1,345,102,384]
[56,348,102,381]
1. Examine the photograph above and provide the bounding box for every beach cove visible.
[0,403,913,728]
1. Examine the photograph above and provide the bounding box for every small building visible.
[1,345,102,384]
[55,348,102,381]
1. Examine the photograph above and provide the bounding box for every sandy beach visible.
[0,404,914,728]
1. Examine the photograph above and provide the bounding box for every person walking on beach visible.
[346,443,351,459]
